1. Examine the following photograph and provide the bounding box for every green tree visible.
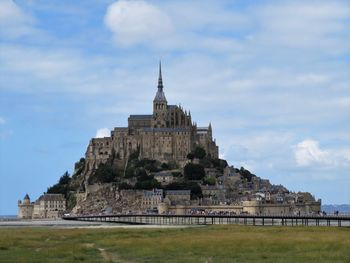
[166,181,202,199]
[203,176,216,185]
[125,167,135,178]
[89,163,117,184]
[186,153,194,161]
[193,146,206,159]
[134,179,161,190]
[239,167,255,182]
[184,163,205,180]
[59,171,71,185]
[118,182,133,190]
[47,172,72,197]
[161,162,169,170]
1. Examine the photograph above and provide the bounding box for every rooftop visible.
[129,115,153,120]
[37,194,65,202]
[166,190,191,195]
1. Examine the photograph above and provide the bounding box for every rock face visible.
[71,184,144,215]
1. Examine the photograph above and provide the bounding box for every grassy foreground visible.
[0,225,349,263]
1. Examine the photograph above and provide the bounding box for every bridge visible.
[63,214,350,227]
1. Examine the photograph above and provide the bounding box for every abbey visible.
[86,63,218,170]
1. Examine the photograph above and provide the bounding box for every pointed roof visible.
[24,194,30,200]
[154,61,167,102]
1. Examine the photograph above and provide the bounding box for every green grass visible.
[0,225,349,263]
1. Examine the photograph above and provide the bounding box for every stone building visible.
[32,194,66,219]
[85,63,218,172]
[154,171,175,185]
[18,193,66,219]
[165,190,191,205]
[18,194,34,219]
[141,189,164,210]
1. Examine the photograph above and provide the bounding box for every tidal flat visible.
[0,225,349,263]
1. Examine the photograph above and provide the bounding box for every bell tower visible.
[153,61,168,128]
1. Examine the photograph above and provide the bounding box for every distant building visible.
[154,171,175,185]
[18,193,66,219]
[18,194,34,219]
[165,190,191,205]
[142,189,163,209]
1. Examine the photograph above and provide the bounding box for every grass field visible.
[0,225,349,263]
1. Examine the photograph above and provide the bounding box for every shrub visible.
[184,163,205,180]
[134,179,161,190]
[89,163,118,184]
[203,176,216,185]
[193,146,206,159]
[166,181,202,199]
[239,167,255,182]
[118,182,133,190]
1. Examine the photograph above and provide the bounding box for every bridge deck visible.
[63,214,350,227]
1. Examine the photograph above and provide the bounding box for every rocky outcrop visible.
[71,184,143,215]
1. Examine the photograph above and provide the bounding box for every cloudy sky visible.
[0,0,349,214]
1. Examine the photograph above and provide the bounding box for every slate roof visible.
[166,190,191,195]
[129,115,153,120]
[37,194,65,202]
[142,127,191,132]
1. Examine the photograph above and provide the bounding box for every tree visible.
[203,176,216,185]
[125,167,135,178]
[135,168,148,181]
[184,163,205,180]
[89,163,117,184]
[186,153,194,161]
[134,179,161,190]
[193,146,206,159]
[59,171,70,185]
[161,162,169,170]
[129,148,140,160]
[239,167,255,182]
[47,172,72,197]
[118,182,133,190]
[165,181,202,199]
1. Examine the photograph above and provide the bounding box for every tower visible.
[153,61,168,128]
[18,194,34,219]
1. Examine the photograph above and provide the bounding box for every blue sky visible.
[0,0,349,215]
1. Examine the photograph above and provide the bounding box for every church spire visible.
[154,61,167,102]
[158,60,163,91]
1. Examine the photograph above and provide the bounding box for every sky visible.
[0,0,349,215]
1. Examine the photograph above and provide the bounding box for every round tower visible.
[18,194,34,219]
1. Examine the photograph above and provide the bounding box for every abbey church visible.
[86,63,218,169]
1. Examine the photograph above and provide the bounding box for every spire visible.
[158,60,163,91]
[154,61,167,102]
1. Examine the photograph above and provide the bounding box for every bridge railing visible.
[63,214,350,227]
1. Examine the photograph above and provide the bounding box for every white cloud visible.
[294,139,350,168]
[0,117,5,125]
[256,1,350,51]
[0,0,36,39]
[95,128,110,138]
[104,0,174,46]
[294,139,329,166]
